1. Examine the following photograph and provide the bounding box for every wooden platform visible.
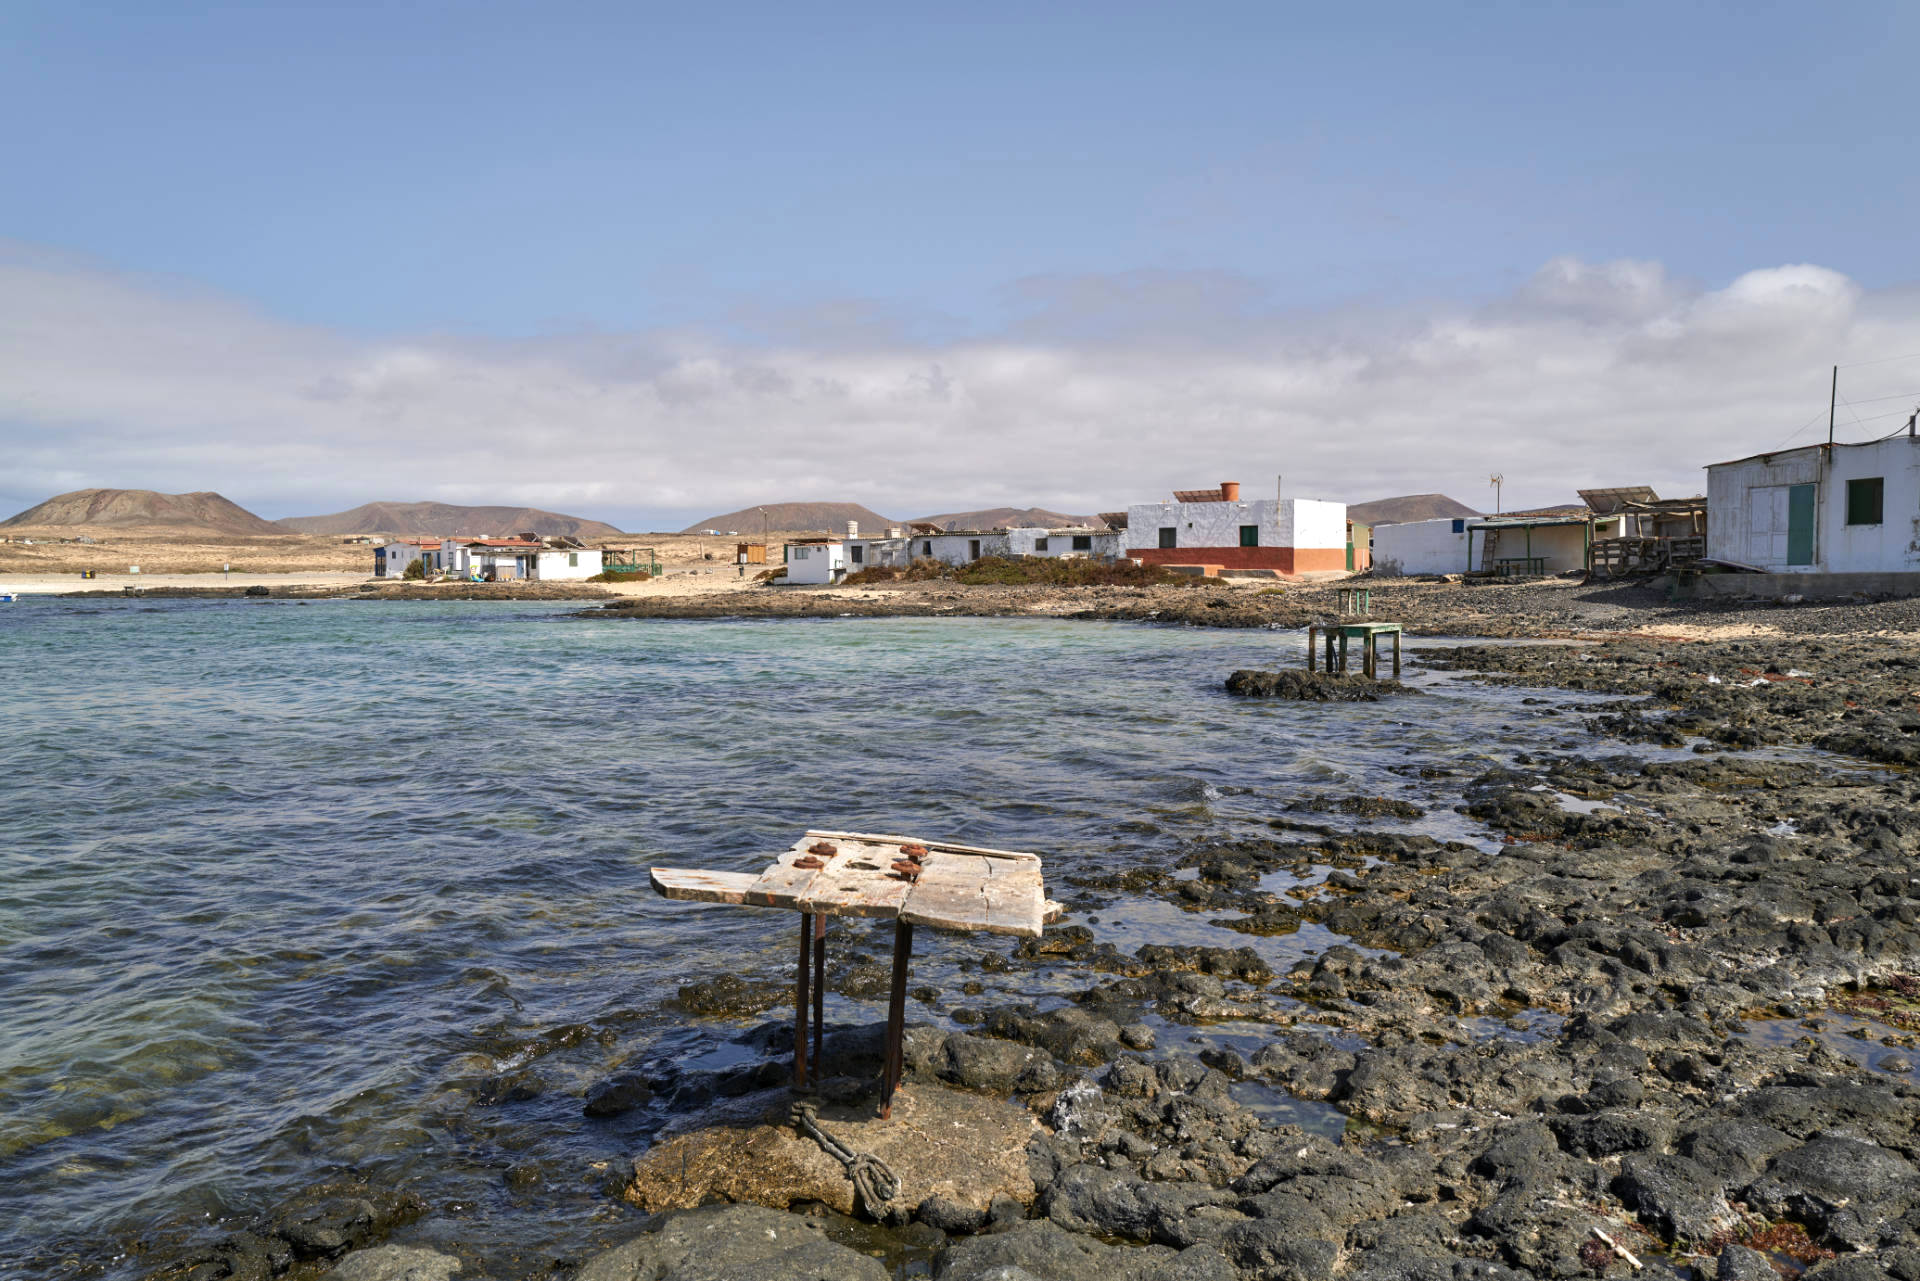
[651,830,1048,938]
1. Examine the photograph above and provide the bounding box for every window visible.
[1239,525,1259,547]
[1034,537,1049,552]
[850,545,864,563]
[1451,519,1466,534]
[969,539,981,560]
[1158,527,1177,549]
[1072,534,1092,551]
[568,552,578,567]
[1847,477,1884,526]
[923,541,933,555]
[794,547,808,560]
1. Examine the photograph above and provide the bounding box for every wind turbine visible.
[1489,474,1504,515]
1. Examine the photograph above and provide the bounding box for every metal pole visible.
[1392,631,1401,679]
[812,914,826,1084]
[794,913,812,1088]
[1307,623,1318,671]
[880,920,914,1118]
[1829,365,1838,448]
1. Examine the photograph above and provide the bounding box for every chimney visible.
[888,525,902,538]
[1221,481,1240,502]
[847,520,858,538]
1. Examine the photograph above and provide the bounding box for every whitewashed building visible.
[373,538,447,577]
[1371,518,1473,575]
[1004,527,1124,559]
[783,538,847,584]
[904,530,1013,567]
[1706,436,1920,573]
[1123,481,1348,573]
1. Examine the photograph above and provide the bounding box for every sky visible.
[4,0,1919,529]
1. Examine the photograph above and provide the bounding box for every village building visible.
[783,537,847,584]
[1003,526,1125,559]
[373,538,445,577]
[1372,508,1633,576]
[902,527,1013,567]
[1122,481,1348,574]
[1705,436,1920,573]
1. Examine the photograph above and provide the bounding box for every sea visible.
[0,596,1609,1277]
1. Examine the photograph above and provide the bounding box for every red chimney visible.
[1221,481,1241,502]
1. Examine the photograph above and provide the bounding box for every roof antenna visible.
[1828,365,1838,448]
[1489,473,1504,515]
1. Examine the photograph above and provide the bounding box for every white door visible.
[1746,485,1789,568]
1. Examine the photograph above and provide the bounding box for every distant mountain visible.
[1,488,283,535]
[276,502,623,539]
[1347,493,1481,527]
[679,502,898,536]
[909,506,1101,531]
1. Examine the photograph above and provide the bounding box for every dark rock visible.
[941,1034,1053,1092]
[584,1072,654,1117]
[322,1246,461,1281]
[1043,1164,1235,1244]
[932,1218,1198,1281]
[1551,1107,1673,1157]
[917,1194,987,1234]
[1219,1214,1342,1281]
[1746,1137,1920,1248]
[1715,1244,1779,1281]
[1616,1153,1739,1242]
[574,1203,888,1281]
[268,1184,420,1261]
[676,973,787,1016]
[1225,669,1416,701]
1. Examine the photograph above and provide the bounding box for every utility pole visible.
[1828,365,1838,448]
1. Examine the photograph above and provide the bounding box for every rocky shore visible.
[151,613,1920,1281]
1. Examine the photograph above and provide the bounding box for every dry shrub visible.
[588,569,651,582]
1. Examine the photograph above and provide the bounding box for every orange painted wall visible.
[1127,546,1348,572]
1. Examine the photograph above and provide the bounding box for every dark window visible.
[1451,519,1466,534]
[1158,527,1177,549]
[969,539,980,559]
[923,541,933,555]
[1034,537,1049,552]
[850,545,863,563]
[1847,477,1884,526]
[1239,525,1259,547]
[1072,534,1092,551]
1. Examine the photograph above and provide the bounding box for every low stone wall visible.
[1682,570,1920,600]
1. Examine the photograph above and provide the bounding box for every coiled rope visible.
[790,1100,900,1219]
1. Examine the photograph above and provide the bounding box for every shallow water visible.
[0,599,1625,1275]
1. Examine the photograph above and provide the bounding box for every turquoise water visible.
[0,598,1595,1275]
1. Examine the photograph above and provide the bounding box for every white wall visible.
[1004,528,1123,558]
[1708,438,1920,572]
[1123,497,1346,551]
[846,537,912,568]
[535,548,602,580]
[785,541,846,584]
[1372,519,1470,575]
[906,532,1010,566]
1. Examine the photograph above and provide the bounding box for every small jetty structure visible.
[652,830,1051,1115]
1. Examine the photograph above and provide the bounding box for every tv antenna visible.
[1489,473,1504,515]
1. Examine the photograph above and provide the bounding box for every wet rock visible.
[941,1033,1057,1092]
[1119,1022,1155,1050]
[268,1183,422,1261]
[917,1193,987,1234]
[1746,1137,1920,1248]
[1218,1208,1342,1281]
[1225,669,1417,700]
[932,1219,1228,1281]
[626,1084,1039,1221]
[583,1072,654,1117]
[576,1203,887,1281]
[322,1246,461,1281]
[676,973,787,1016]
[1715,1244,1779,1281]
[1042,1164,1238,1245]
[1678,1120,1798,1188]
[1550,1106,1673,1157]
[1616,1152,1740,1242]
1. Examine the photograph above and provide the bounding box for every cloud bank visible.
[4,243,1918,528]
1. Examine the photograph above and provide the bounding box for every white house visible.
[1123,481,1347,573]
[1371,518,1473,575]
[904,530,1013,567]
[534,547,603,580]
[374,539,447,577]
[1706,436,1920,573]
[784,538,847,584]
[1004,527,1124,559]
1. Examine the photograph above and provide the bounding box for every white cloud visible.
[3,243,1918,527]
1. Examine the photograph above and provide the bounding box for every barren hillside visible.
[2,489,283,535]
[276,501,623,539]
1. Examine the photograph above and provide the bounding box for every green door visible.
[1787,483,1816,566]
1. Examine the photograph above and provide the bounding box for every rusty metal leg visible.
[880,919,914,1118]
[1392,631,1401,679]
[795,913,812,1089]
[1337,632,1348,674]
[1307,623,1317,671]
[812,913,826,1085]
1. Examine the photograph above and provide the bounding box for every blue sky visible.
[3,1,1919,526]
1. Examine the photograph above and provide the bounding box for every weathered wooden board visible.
[796,836,914,917]
[743,839,842,909]
[805,830,1040,862]
[651,868,758,905]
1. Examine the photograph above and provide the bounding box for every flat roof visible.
[1706,435,1916,470]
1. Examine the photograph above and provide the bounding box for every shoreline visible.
[111,607,1920,1281]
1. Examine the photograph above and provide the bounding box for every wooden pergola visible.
[652,830,1049,1116]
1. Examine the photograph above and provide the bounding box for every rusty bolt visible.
[899,843,928,858]
[808,841,837,857]
[793,855,825,869]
